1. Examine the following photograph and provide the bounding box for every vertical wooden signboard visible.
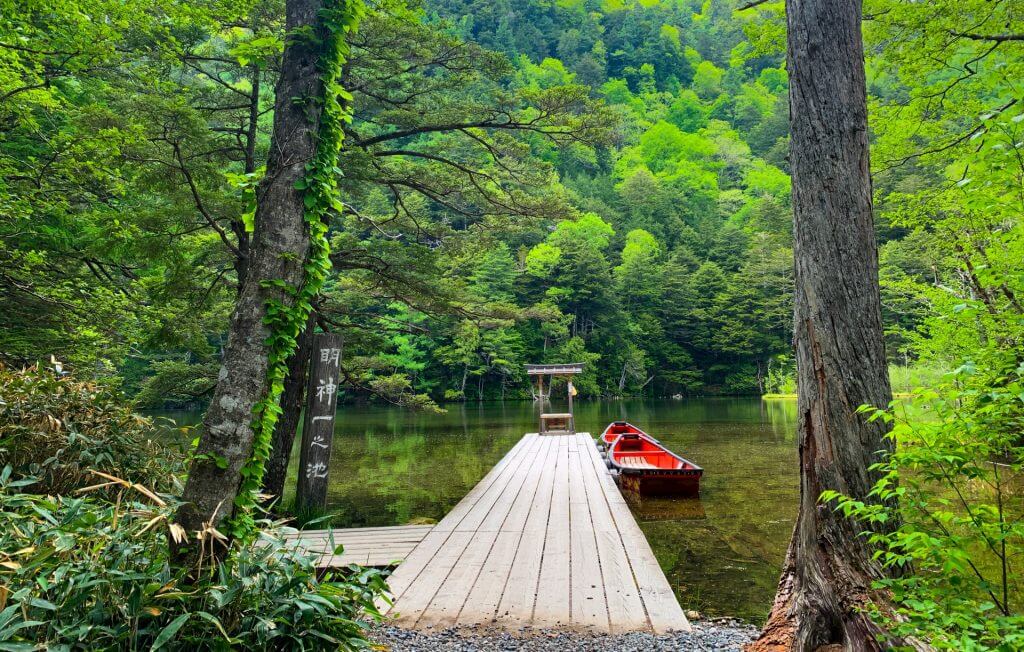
[296,333,343,511]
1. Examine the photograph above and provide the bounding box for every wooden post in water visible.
[567,378,575,434]
[296,333,343,511]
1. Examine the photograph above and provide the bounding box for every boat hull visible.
[618,471,701,498]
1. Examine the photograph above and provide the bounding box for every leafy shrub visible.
[0,468,388,650]
[0,366,387,649]
[822,363,1024,651]
[0,366,179,494]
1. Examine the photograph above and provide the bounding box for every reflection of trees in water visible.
[762,398,798,439]
[325,429,523,527]
[634,403,798,622]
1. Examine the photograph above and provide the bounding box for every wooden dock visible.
[382,433,690,633]
[286,524,432,567]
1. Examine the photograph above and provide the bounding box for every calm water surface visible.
[158,398,798,622]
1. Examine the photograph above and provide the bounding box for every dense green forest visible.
[3,0,795,403]
[0,0,774,405]
[5,0,1017,405]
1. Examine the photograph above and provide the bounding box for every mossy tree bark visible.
[748,0,898,649]
[172,0,331,562]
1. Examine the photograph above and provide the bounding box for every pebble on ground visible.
[370,620,759,651]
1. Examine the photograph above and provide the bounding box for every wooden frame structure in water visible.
[525,363,583,435]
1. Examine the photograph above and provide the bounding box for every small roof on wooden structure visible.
[524,363,584,376]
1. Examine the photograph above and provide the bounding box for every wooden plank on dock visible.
[288,524,432,567]
[532,436,571,627]
[568,443,609,630]
[495,435,557,625]
[581,437,690,633]
[387,435,545,626]
[383,433,690,633]
[580,442,648,633]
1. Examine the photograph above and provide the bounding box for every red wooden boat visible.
[599,421,703,497]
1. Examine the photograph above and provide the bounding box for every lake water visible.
[157,398,799,623]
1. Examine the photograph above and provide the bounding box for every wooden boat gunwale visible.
[600,420,657,446]
[608,433,703,476]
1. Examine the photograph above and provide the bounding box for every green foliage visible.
[615,228,661,309]
[822,362,1024,650]
[667,89,709,132]
[763,355,795,395]
[0,0,248,373]
[549,212,615,250]
[0,365,385,649]
[692,60,724,99]
[888,364,948,396]
[23,0,1016,407]
[1,0,799,402]
[0,471,387,650]
[0,366,179,495]
[134,360,220,409]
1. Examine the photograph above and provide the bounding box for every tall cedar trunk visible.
[172,0,329,560]
[748,0,896,649]
[262,312,316,505]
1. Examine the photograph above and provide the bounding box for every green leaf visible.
[152,613,190,649]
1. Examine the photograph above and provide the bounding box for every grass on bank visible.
[762,364,947,400]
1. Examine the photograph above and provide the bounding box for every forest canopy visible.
[1,0,1021,408]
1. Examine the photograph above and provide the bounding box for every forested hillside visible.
[2,0,1020,405]
[1,0,790,402]
[424,0,795,398]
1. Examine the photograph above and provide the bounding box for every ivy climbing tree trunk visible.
[262,312,316,505]
[748,0,898,649]
[173,0,361,563]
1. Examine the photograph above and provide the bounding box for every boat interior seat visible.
[616,456,658,469]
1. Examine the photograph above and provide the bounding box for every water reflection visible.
[154,398,799,623]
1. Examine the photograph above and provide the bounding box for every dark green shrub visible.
[0,468,388,650]
[0,366,387,649]
[0,366,179,494]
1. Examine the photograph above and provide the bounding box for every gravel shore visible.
[371,620,759,651]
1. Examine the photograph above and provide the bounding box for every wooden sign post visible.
[296,333,343,511]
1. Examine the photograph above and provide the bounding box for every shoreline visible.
[762,392,912,399]
[371,619,761,651]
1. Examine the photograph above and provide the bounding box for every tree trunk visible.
[173,0,333,561]
[748,0,897,649]
[262,312,316,506]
